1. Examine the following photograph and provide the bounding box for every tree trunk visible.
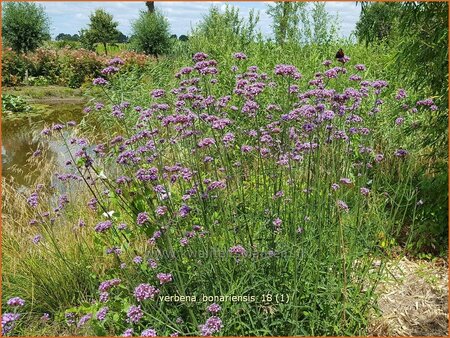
[103,42,108,56]
[146,1,155,13]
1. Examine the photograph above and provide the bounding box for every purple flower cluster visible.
[77,313,92,328]
[274,64,302,79]
[108,57,124,66]
[229,245,246,256]
[94,220,113,233]
[141,328,157,337]
[96,307,109,321]
[93,77,108,86]
[7,297,25,307]
[2,313,20,335]
[207,303,221,314]
[98,278,121,292]
[233,52,247,60]
[136,212,149,225]
[199,316,223,336]
[126,305,143,323]
[134,283,160,301]
[156,273,173,285]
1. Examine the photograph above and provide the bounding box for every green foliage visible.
[267,2,305,44]
[189,5,260,55]
[55,33,80,42]
[82,9,121,55]
[2,2,51,54]
[79,28,97,51]
[1,94,33,113]
[309,2,339,45]
[130,10,172,57]
[355,2,401,45]
[267,2,339,45]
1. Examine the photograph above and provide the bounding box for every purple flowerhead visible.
[339,178,352,185]
[156,206,168,216]
[122,328,134,337]
[101,66,119,75]
[99,292,109,303]
[7,297,25,307]
[32,234,42,246]
[179,204,191,217]
[94,220,113,233]
[77,313,92,328]
[134,283,160,301]
[394,149,409,158]
[93,77,108,86]
[133,256,143,264]
[229,245,246,256]
[199,316,223,336]
[108,57,124,66]
[360,187,370,196]
[233,52,247,60]
[151,89,165,98]
[137,212,149,225]
[127,305,143,323]
[354,64,366,71]
[198,138,215,148]
[193,52,209,62]
[2,313,20,335]
[96,307,109,321]
[141,328,157,337]
[98,278,121,292]
[208,303,221,314]
[337,200,349,212]
[156,273,173,285]
[27,192,39,208]
[180,237,189,246]
[395,117,404,125]
[274,64,302,79]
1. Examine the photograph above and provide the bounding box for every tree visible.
[2,2,50,53]
[117,31,129,43]
[146,1,155,14]
[191,5,259,52]
[130,10,171,57]
[55,33,80,41]
[179,35,189,42]
[309,2,339,45]
[79,28,97,51]
[83,9,120,55]
[267,2,305,44]
[355,2,401,45]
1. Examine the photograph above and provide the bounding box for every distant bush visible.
[1,47,151,88]
[130,10,172,57]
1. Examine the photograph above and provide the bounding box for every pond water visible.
[2,102,86,188]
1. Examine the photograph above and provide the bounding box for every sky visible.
[36,1,361,39]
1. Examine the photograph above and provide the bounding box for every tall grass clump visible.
[4,51,438,336]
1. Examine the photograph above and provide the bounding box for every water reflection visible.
[2,103,85,187]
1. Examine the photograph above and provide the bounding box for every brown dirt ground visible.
[368,256,448,336]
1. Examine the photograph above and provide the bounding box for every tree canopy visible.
[2,2,51,53]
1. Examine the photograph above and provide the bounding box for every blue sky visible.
[37,1,361,39]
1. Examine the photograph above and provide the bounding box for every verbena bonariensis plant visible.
[16,52,436,336]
